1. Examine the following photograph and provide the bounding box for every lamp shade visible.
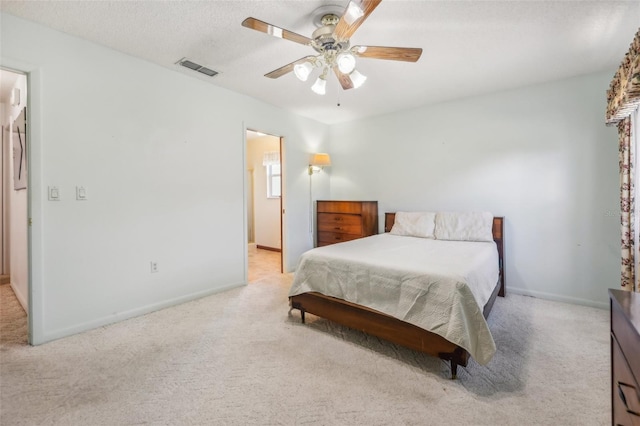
[310,153,331,167]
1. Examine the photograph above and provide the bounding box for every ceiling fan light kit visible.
[241,0,422,96]
[294,61,314,81]
[311,76,327,95]
[349,69,367,89]
[336,52,356,74]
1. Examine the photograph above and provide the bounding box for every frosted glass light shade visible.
[337,52,356,74]
[350,69,367,89]
[294,62,313,81]
[311,77,327,95]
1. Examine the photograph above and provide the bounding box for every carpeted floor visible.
[0,274,609,425]
[0,284,28,346]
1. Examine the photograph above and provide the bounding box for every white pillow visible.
[434,211,494,242]
[390,212,436,239]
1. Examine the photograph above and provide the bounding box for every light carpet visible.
[0,276,609,425]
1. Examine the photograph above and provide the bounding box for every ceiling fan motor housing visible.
[312,21,350,54]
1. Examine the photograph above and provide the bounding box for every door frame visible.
[243,125,285,281]
[0,61,39,344]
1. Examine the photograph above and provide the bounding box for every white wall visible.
[329,71,619,308]
[247,136,281,250]
[0,13,330,344]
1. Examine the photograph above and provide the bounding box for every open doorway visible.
[246,129,283,282]
[0,68,29,344]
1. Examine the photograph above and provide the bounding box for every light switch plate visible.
[76,186,87,201]
[48,186,60,201]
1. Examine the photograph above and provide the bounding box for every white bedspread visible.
[288,233,500,365]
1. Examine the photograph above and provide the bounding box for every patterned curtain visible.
[607,28,640,292]
[619,118,635,291]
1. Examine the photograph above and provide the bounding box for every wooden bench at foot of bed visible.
[290,214,505,379]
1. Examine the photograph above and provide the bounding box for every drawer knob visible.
[334,227,342,230]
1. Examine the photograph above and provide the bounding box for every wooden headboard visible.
[384,212,505,297]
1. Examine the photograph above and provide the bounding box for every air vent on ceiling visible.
[176,58,219,77]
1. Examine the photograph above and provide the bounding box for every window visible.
[262,150,281,198]
[267,164,281,198]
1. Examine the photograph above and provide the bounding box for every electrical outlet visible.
[150,261,159,273]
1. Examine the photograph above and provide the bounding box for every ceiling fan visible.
[241,0,422,95]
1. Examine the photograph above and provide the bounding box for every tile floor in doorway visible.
[248,248,281,282]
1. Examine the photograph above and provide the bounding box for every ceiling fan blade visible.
[242,17,312,46]
[265,56,317,79]
[333,67,354,90]
[333,0,382,40]
[353,46,423,62]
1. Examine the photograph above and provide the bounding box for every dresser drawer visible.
[317,201,363,214]
[316,200,378,247]
[612,334,640,425]
[318,213,363,235]
[318,232,361,245]
[612,300,640,382]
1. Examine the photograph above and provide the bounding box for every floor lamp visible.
[308,153,331,245]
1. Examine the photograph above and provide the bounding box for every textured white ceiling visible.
[1,1,638,124]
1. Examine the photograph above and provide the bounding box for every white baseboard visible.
[507,286,608,310]
[9,281,28,314]
[35,282,246,345]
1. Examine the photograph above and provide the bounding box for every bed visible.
[289,212,505,378]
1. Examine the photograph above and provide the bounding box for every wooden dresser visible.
[316,200,378,247]
[610,289,640,426]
